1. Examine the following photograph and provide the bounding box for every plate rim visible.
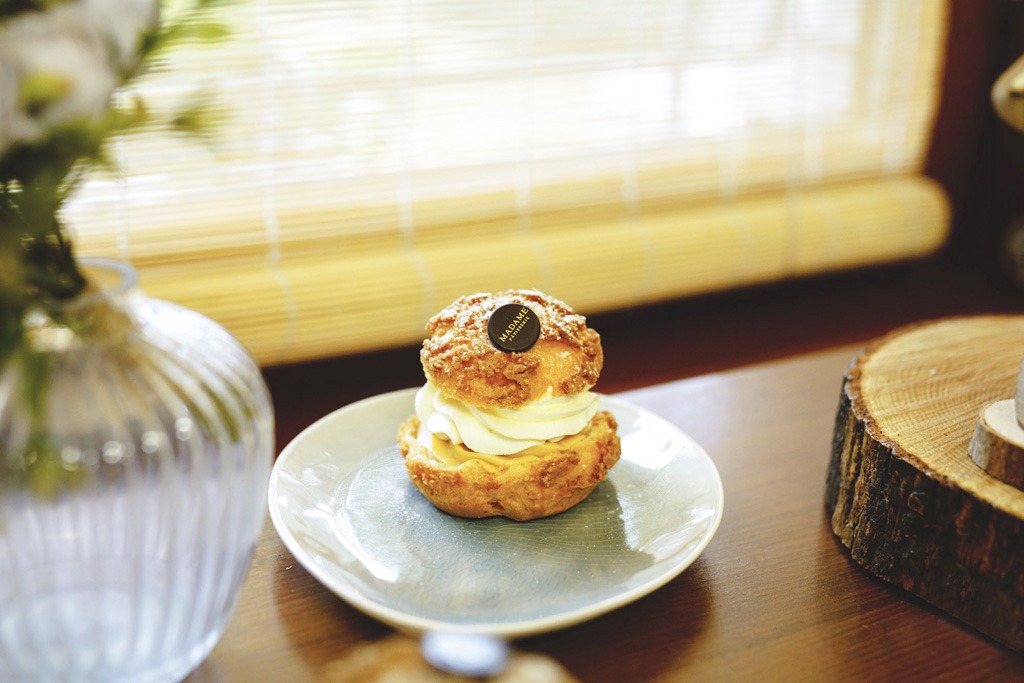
[268,387,724,637]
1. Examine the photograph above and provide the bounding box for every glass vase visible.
[0,258,274,683]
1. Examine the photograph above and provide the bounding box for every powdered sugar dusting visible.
[420,290,603,408]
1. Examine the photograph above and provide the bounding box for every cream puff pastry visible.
[397,289,621,521]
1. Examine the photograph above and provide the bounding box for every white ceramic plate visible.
[268,389,723,638]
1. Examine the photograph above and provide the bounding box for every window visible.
[69,0,950,364]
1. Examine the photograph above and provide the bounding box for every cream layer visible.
[414,381,598,456]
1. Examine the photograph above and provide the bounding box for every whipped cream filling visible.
[414,381,598,456]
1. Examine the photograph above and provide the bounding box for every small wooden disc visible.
[1015,355,1024,425]
[826,316,1024,652]
[969,399,1024,489]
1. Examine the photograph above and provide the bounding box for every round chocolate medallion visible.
[487,303,540,352]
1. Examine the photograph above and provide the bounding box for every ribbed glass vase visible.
[0,258,274,683]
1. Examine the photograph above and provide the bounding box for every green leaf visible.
[148,20,232,55]
[173,21,232,41]
[108,95,151,135]
[171,95,226,140]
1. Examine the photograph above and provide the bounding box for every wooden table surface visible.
[185,345,1024,682]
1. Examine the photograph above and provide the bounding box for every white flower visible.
[0,0,159,160]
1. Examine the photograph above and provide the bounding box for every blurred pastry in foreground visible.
[397,289,620,521]
[317,634,577,682]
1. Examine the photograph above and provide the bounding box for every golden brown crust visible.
[419,289,603,409]
[397,411,621,522]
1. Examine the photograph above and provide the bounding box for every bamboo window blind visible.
[68,0,950,366]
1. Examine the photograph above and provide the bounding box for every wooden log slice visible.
[825,316,1024,652]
